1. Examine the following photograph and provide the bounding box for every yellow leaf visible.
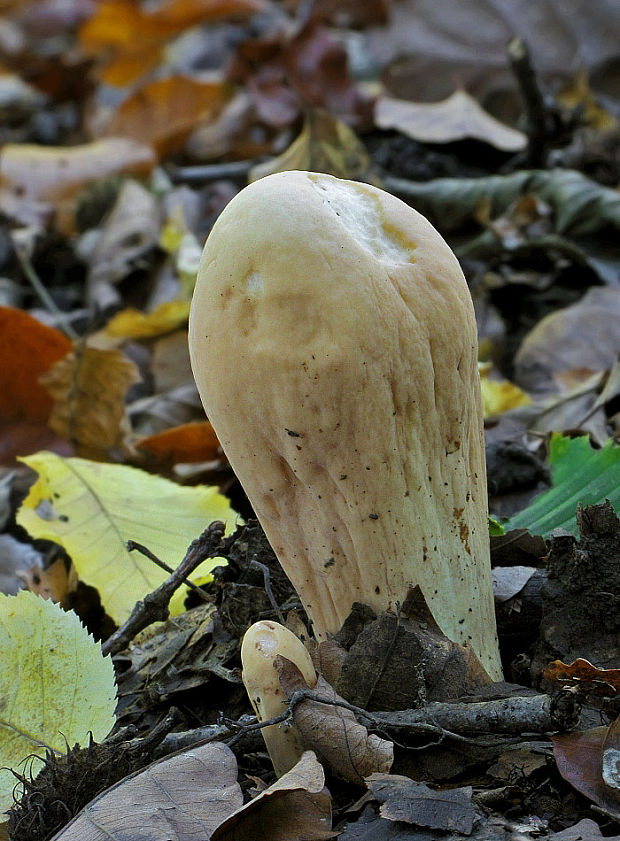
[103,300,191,340]
[479,363,532,417]
[16,452,239,624]
[0,591,116,815]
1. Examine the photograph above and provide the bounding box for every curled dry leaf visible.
[0,138,155,230]
[543,658,620,698]
[40,344,141,459]
[51,741,243,841]
[375,90,527,152]
[212,751,335,841]
[275,657,394,784]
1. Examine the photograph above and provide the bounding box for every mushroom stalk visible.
[241,620,317,777]
[190,171,502,681]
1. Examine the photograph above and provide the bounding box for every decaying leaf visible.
[375,90,526,151]
[250,110,379,184]
[544,658,620,698]
[212,751,335,841]
[0,139,155,229]
[553,724,620,820]
[17,452,239,624]
[276,658,393,784]
[0,591,116,816]
[102,76,231,160]
[367,773,476,834]
[51,741,243,840]
[40,345,141,459]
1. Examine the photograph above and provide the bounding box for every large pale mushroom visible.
[189,170,502,681]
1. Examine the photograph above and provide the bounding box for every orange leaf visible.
[543,658,620,698]
[80,0,267,86]
[136,421,223,465]
[102,76,231,159]
[0,307,71,423]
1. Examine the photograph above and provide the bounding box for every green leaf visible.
[488,516,505,536]
[17,452,240,625]
[505,434,620,537]
[0,591,116,816]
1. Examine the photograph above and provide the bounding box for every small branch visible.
[250,559,285,624]
[507,36,555,168]
[102,521,226,657]
[127,540,211,603]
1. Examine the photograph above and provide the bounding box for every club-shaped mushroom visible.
[189,170,502,681]
[241,620,317,777]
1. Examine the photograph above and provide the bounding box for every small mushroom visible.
[190,171,502,681]
[241,620,317,777]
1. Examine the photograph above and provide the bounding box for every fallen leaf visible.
[136,421,222,465]
[375,90,527,151]
[103,301,191,340]
[0,306,71,423]
[603,716,620,792]
[80,0,267,85]
[51,741,243,840]
[276,658,393,784]
[553,724,620,820]
[40,345,141,459]
[250,109,379,183]
[102,76,231,160]
[17,452,239,624]
[492,565,537,603]
[543,658,620,697]
[0,139,155,230]
[558,71,618,131]
[0,591,116,816]
[515,287,620,394]
[367,773,475,834]
[479,362,532,417]
[212,751,335,841]
[86,179,161,310]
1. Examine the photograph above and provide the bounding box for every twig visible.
[102,521,226,657]
[11,231,79,340]
[126,541,211,603]
[167,160,253,183]
[250,559,285,624]
[507,36,555,168]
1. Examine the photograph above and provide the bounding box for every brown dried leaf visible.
[250,109,379,183]
[276,657,393,784]
[41,345,140,459]
[52,741,243,840]
[367,773,475,834]
[212,751,334,841]
[136,421,223,466]
[553,725,620,820]
[102,76,231,160]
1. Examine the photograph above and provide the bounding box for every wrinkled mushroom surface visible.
[190,171,502,681]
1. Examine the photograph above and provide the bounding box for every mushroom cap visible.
[190,171,501,681]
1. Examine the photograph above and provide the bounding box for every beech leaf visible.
[0,591,116,817]
[16,452,239,624]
